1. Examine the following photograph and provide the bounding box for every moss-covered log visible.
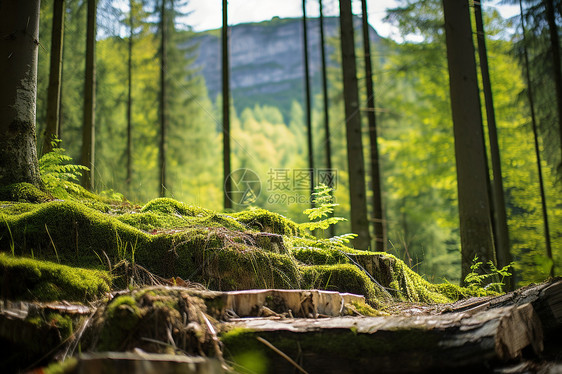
[222,303,543,373]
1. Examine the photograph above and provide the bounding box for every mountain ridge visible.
[188,16,381,119]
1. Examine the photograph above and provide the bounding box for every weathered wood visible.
[225,303,543,373]
[448,279,562,333]
[75,352,223,374]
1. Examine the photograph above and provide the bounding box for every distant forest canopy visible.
[33,0,561,286]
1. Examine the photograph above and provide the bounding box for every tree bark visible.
[442,0,495,281]
[81,0,97,190]
[222,0,232,209]
[302,0,314,206]
[42,0,65,155]
[0,0,42,188]
[319,0,334,237]
[339,0,370,250]
[544,0,562,170]
[126,0,134,194]
[473,1,513,290]
[361,0,386,251]
[159,0,168,197]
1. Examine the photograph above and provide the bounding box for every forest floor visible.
[0,182,560,373]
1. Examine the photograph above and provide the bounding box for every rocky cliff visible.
[189,16,381,117]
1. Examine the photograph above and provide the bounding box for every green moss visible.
[141,198,211,216]
[97,295,143,351]
[349,301,386,317]
[0,253,111,301]
[0,200,148,264]
[232,208,302,236]
[27,312,74,340]
[0,183,50,203]
[0,202,38,216]
[43,358,78,374]
[300,264,389,307]
[117,211,191,231]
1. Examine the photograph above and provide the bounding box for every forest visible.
[29,0,560,286]
[0,0,561,372]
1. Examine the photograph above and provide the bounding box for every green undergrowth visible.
[0,253,110,301]
[0,182,492,307]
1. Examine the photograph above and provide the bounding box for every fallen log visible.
[222,279,562,373]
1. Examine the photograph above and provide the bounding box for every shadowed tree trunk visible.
[473,1,513,290]
[223,0,232,210]
[159,0,168,197]
[0,0,42,188]
[303,0,314,205]
[319,0,335,237]
[339,0,370,250]
[81,0,97,190]
[442,0,496,281]
[520,0,554,277]
[361,0,386,251]
[126,0,134,193]
[544,0,562,170]
[42,0,65,155]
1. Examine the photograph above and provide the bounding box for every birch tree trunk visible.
[0,0,42,188]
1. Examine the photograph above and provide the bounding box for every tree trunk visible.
[81,0,97,190]
[159,0,168,197]
[442,0,495,281]
[126,0,134,193]
[339,0,370,250]
[544,0,562,170]
[361,0,386,251]
[42,0,65,155]
[319,0,335,237]
[302,0,314,206]
[520,0,554,277]
[0,0,42,188]
[473,1,513,290]
[222,0,232,210]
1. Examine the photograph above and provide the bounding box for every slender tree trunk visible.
[222,0,232,209]
[43,0,65,155]
[0,0,42,188]
[159,0,168,197]
[442,0,496,281]
[473,1,513,290]
[81,0,96,190]
[544,0,562,169]
[361,0,386,251]
[339,0,370,249]
[302,0,314,205]
[319,0,335,237]
[126,0,134,193]
[520,0,554,277]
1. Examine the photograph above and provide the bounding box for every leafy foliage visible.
[464,256,514,293]
[300,184,347,232]
[39,140,89,198]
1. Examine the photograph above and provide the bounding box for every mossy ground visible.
[0,182,488,308]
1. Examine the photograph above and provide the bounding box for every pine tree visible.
[43,0,66,155]
[339,0,370,249]
[442,0,496,280]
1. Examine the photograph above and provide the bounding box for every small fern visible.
[464,256,513,292]
[300,184,345,231]
[39,139,89,198]
[300,184,356,244]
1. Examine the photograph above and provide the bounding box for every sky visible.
[183,0,520,40]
